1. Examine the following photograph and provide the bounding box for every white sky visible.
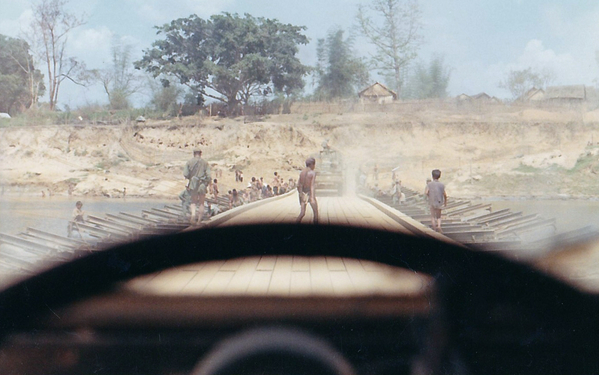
[2,0,599,108]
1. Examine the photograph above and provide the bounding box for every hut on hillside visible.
[358,82,397,104]
[472,92,491,102]
[519,87,545,102]
[456,93,471,102]
[543,85,586,105]
[586,86,599,104]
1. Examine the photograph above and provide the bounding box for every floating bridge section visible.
[372,187,598,257]
[0,191,596,289]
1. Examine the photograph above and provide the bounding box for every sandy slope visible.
[1,107,599,199]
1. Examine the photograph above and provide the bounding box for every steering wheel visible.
[0,224,597,374]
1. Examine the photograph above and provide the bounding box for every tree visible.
[314,28,370,101]
[30,0,86,110]
[95,38,143,110]
[499,67,555,100]
[149,78,184,117]
[0,35,45,114]
[356,0,424,97]
[406,55,451,99]
[136,13,309,115]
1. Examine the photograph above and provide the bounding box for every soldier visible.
[179,149,211,224]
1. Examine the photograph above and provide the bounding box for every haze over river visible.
[1,195,598,239]
[0,196,179,237]
[473,199,599,235]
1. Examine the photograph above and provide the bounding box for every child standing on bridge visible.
[425,169,447,233]
[67,201,85,238]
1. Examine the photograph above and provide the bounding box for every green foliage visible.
[406,56,451,99]
[94,39,143,110]
[0,118,13,128]
[314,28,370,101]
[568,152,599,174]
[76,103,149,124]
[513,163,543,173]
[150,80,183,117]
[499,67,555,100]
[136,13,309,115]
[0,34,45,114]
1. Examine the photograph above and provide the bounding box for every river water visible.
[473,199,599,235]
[0,196,180,237]
[0,195,598,237]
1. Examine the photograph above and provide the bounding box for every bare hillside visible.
[1,108,599,199]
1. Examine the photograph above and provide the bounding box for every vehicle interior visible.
[1,223,599,375]
[3,1,599,375]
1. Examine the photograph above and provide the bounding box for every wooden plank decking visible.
[128,196,432,298]
[217,195,413,233]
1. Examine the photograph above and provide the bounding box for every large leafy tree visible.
[136,13,309,115]
[314,28,370,101]
[0,35,45,114]
[356,0,424,97]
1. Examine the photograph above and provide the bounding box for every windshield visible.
[1,0,599,293]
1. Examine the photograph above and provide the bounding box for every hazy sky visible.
[2,0,599,108]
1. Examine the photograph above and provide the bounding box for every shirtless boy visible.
[296,157,318,224]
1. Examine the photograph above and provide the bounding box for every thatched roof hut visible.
[358,82,397,104]
[544,85,586,102]
[521,87,545,102]
[472,92,491,101]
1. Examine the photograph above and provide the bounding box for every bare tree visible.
[30,0,86,110]
[356,0,424,97]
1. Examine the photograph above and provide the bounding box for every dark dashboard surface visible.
[1,224,598,375]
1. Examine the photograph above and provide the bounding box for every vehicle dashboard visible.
[0,224,598,375]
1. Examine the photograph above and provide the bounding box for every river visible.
[0,195,598,237]
[0,195,179,237]
[473,198,599,235]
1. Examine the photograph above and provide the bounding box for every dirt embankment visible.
[1,108,599,199]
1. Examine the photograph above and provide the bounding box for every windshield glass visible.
[1,0,599,292]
